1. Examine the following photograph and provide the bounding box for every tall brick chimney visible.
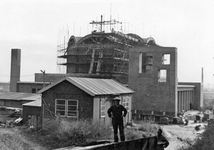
[10,49,21,92]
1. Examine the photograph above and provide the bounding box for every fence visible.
[55,136,157,150]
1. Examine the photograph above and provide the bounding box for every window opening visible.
[162,54,170,65]
[122,96,130,112]
[32,88,36,93]
[139,53,142,73]
[158,69,167,82]
[67,100,78,117]
[55,99,78,118]
[56,99,66,116]
[139,53,153,73]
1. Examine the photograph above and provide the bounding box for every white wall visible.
[93,94,133,125]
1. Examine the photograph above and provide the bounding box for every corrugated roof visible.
[17,81,51,84]
[21,94,41,101]
[23,99,41,107]
[38,77,134,96]
[178,85,195,88]
[0,92,40,101]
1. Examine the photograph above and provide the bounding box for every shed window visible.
[55,99,78,118]
[122,96,130,112]
[100,97,106,118]
[56,99,66,116]
[67,100,78,117]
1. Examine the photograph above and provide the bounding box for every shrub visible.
[124,121,159,140]
[42,119,112,147]
[125,128,143,140]
[135,121,159,136]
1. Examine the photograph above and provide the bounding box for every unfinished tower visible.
[57,16,155,84]
[10,49,21,92]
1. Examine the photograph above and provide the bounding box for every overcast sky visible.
[0,0,214,85]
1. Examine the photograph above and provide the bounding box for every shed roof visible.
[0,92,40,101]
[23,99,41,107]
[38,77,134,96]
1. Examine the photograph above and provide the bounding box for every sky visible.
[0,0,214,85]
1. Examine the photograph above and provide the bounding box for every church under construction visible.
[8,16,203,120]
[57,16,156,84]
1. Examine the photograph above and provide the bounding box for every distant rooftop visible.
[0,92,40,101]
[0,82,9,92]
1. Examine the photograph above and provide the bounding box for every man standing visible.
[107,98,127,142]
[155,128,169,150]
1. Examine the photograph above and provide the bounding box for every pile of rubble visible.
[0,117,23,128]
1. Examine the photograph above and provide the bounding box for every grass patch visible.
[0,128,32,150]
[20,119,160,149]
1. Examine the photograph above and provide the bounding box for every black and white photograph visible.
[0,0,213,149]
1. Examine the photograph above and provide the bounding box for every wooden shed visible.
[22,99,41,125]
[38,77,134,126]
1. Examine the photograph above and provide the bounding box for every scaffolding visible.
[57,16,140,84]
[57,26,69,74]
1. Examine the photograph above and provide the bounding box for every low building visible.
[178,82,203,111]
[0,92,40,108]
[17,81,51,93]
[38,77,134,126]
[22,99,41,126]
[0,82,9,92]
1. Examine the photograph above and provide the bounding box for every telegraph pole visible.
[40,70,45,88]
[40,70,45,129]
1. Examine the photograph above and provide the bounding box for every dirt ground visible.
[0,127,47,150]
[162,112,207,150]
[0,108,47,150]
[0,110,207,150]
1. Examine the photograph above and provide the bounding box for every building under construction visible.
[7,16,202,120]
[57,16,156,84]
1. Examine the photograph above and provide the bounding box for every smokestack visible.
[200,67,204,108]
[10,49,21,92]
[201,67,204,84]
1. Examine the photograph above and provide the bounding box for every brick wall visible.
[129,45,177,116]
[42,80,93,120]
[17,82,50,93]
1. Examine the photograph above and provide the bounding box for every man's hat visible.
[112,98,121,101]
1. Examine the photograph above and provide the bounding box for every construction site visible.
[56,15,156,84]
[0,15,207,150]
